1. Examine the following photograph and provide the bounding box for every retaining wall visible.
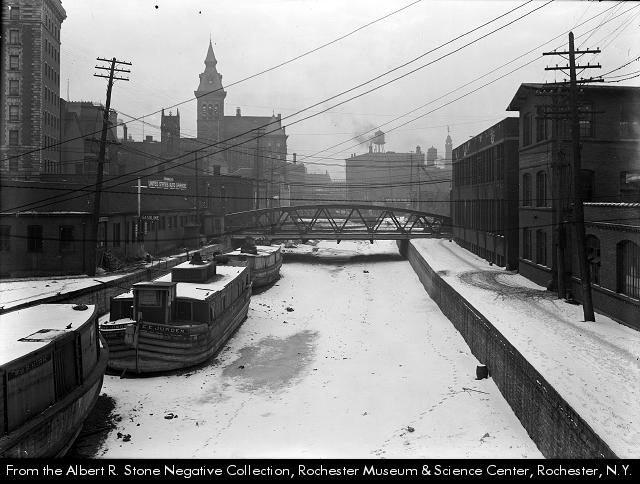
[1,245,224,317]
[401,240,616,459]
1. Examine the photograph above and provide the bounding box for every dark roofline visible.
[507,82,640,111]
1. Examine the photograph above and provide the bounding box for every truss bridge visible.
[224,204,451,242]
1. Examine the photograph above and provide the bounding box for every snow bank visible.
[412,238,640,458]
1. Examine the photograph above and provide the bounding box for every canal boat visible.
[100,253,251,374]
[224,244,282,288]
[0,304,108,458]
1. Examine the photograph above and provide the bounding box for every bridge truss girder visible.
[224,204,451,241]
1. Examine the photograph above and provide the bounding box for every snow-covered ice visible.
[412,238,640,458]
[88,240,540,458]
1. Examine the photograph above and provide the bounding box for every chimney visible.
[123,123,128,142]
[293,153,297,164]
[236,107,241,117]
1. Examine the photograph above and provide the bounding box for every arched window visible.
[522,173,532,206]
[536,171,547,207]
[586,235,600,285]
[617,240,640,298]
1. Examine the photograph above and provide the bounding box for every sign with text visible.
[148,177,187,191]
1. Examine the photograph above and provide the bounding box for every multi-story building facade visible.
[345,143,450,217]
[1,0,66,176]
[507,83,640,326]
[451,117,520,269]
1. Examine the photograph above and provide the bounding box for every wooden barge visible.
[100,254,251,374]
[0,304,108,458]
[225,245,282,288]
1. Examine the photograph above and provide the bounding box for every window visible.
[536,230,547,266]
[579,104,594,138]
[0,225,10,252]
[112,223,121,247]
[59,225,74,252]
[536,171,547,207]
[522,173,532,206]
[138,290,161,307]
[620,171,640,195]
[586,235,600,285]
[27,225,43,252]
[9,6,19,19]
[620,103,640,138]
[9,29,19,44]
[523,113,532,146]
[9,80,19,96]
[617,241,640,299]
[9,55,19,70]
[9,130,19,146]
[522,228,532,260]
[9,105,19,122]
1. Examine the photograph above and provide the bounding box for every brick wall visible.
[401,240,616,458]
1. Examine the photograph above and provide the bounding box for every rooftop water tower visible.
[371,130,385,153]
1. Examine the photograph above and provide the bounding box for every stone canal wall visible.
[400,240,617,459]
[3,245,223,317]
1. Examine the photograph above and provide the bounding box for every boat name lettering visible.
[140,324,188,336]
[8,353,52,380]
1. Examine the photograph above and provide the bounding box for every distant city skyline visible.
[58,0,640,179]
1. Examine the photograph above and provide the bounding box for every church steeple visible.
[205,39,217,67]
[195,40,226,141]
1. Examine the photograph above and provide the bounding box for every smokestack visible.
[123,123,128,142]
[293,153,297,163]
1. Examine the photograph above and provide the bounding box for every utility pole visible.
[89,57,131,276]
[194,151,200,233]
[544,32,600,321]
[254,129,263,210]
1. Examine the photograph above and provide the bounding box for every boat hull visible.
[101,286,251,373]
[252,258,282,287]
[0,336,109,458]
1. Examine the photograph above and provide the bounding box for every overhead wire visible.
[5,0,555,212]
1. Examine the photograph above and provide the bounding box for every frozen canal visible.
[82,240,541,458]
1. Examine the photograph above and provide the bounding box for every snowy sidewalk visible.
[0,245,222,312]
[411,239,640,458]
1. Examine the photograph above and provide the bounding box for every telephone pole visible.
[544,32,600,321]
[89,57,131,276]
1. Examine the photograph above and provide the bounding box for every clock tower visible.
[195,40,226,142]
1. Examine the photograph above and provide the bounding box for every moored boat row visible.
[0,244,283,456]
[100,256,252,374]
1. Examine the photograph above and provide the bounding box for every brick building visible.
[507,83,640,326]
[0,173,253,277]
[345,142,450,217]
[451,117,520,269]
[1,0,66,176]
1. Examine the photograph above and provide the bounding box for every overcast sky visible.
[59,0,640,179]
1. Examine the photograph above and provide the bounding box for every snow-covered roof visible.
[154,265,247,301]
[1,304,95,365]
[226,245,281,258]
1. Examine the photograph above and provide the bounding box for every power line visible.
[0,0,421,163]
[5,0,554,213]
